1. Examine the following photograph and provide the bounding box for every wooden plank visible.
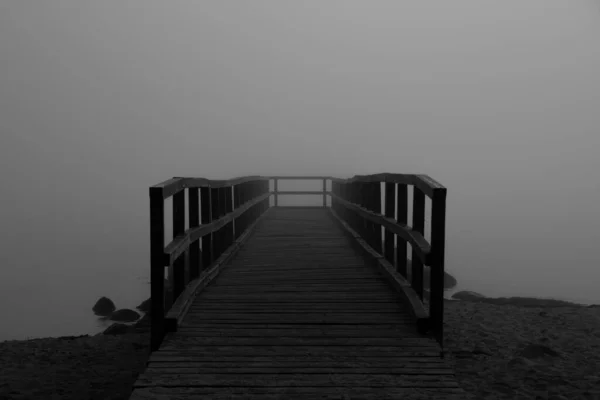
[149,347,441,357]
[206,282,392,288]
[173,328,421,337]
[187,303,406,310]
[145,360,448,368]
[212,276,385,282]
[177,325,418,333]
[195,294,402,301]
[144,366,454,374]
[212,276,379,282]
[158,337,440,347]
[182,316,416,324]
[134,373,460,388]
[147,354,446,363]
[130,387,467,400]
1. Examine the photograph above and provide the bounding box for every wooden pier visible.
[129,175,465,399]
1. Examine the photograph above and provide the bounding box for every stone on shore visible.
[103,323,134,335]
[452,290,486,301]
[136,298,151,313]
[109,309,141,323]
[92,296,116,316]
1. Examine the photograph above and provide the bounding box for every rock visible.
[451,291,486,301]
[517,343,560,359]
[103,323,133,335]
[443,272,458,289]
[109,309,141,322]
[133,312,151,332]
[136,298,151,313]
[92,296,116,316]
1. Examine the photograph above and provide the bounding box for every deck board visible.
[130,207,465,399]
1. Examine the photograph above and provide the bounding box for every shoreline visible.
[1,299,599,399]
[1,291,597,344]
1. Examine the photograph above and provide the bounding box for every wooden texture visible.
[131,207,462,399]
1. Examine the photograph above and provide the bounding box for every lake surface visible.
[1,1,599,342]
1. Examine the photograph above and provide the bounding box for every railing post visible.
[323,178,327,207]
[412,186,426,300]
[371,182,382,254]
[430,187,447,355]
[396,184,408,278]
[233,185,239,240]
[171,189,186,304]
[149,187,165,352]
[210,187,220,259]
[384,182,395,265]
[200,186,212,269]
[274,178,278,207]
[225,185,234,246]
[188,187,200,280]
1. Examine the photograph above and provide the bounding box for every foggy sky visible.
[1,1,600,338]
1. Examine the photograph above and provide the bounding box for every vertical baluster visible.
[412,186,426,300]
[149,187,165,352]
[430,187,447,354]
[172,189,185,303]
[188,187,200,280]
[201,186,212,267]
[225,185,234,247]
[212,186,222,259]
[372,182,382,254]
[396,184,408,278]
[384,182,395,265]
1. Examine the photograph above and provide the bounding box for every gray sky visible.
[1,0,600,337]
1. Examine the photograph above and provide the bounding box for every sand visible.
[443,300,600,400]
[1,301,599,399]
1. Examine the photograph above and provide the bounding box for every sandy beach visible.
[1,300,599,399]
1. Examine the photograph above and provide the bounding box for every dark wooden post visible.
[351,182,360,233]
[363,182,374,249]
[263,179,269,212]
[384,182,395,265]
[233,185,239,240]
[396,184,408,278]
[430,188,447,353]
[188,187,200,280]
[172,189,185,303]
[411,186,426,300]
[323,178,327,207]
[225,186,234,246]
[149,187,165,352]
[200,186,212,268]
[371,182,382,254]
[210,187,220,259]
[274,179,278,207]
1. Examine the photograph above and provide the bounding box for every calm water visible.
[1,1,599,342]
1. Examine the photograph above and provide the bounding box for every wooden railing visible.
[149,176,270,351]
[269,176,329,207]
[330,174,447,349]
[148,173,446,353]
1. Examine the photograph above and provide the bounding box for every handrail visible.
[149,176,270,351]
[330,173,447,353]
[148,173,446,354]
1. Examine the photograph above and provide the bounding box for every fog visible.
[1,1,599,341]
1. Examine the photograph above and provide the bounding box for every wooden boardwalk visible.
[130,207,465,399]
